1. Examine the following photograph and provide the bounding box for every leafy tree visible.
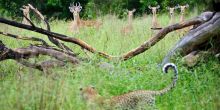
[0,0,208,19]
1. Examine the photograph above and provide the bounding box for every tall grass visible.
[0,13,219,110]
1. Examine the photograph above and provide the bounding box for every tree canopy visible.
[0,0,212,19]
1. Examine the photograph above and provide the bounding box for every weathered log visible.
[0,17,113,58]
[1,30,78,57]
[0,41,28,60]
[182,51,200,67]
[17,59,43,71]
[22,12,35,27]
[0,41,79,64]
[27,4,74,54]
[121,12,215,60]
[161,12,220,66]
[14,46,80,64]
[0,15,204,60]
[0,31,49,46]
[40,60,65,68]
[182,51,212,67]
[17,59,65,71]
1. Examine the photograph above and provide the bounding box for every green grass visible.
[0,13,219,110]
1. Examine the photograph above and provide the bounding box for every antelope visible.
[121,9,136,35]
[179,4,189,23]
[178,4,190,35]
[148,5,161,29]
[69,2,102,33]
[167,6,179,25]
[20,5,31,25]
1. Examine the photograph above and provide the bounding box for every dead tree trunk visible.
[0,41,79,64]
[1,2,220,70]
[161,13,220,66]
[27,4,75,55]
[0,17,204,60]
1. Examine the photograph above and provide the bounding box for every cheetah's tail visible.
[155,63,178,96]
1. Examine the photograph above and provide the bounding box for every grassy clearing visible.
[0,13,219,110]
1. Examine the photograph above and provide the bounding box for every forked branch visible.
[121,15,208,60]
[0,12,209,61]
[27,4,74,54]
[0,31,49,46]
[17,59,43,71]
[0,41,79,64]
[17,59,65,71]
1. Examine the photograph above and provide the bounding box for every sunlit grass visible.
[0,13,219,110]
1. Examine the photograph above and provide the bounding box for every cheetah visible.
[80,63,178,109]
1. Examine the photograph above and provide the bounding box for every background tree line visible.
[0,0,213,20]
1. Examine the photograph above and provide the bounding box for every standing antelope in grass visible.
[178,4,190,35]
[20,5,31,25]
[148,5,161,29]
[121,9,136,35]
[179,4,189,23]
[167,6,179,25]
[69,2,102,33]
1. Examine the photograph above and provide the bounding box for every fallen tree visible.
[0,41,79,71]
[0,3,220,71]
[17,59,65,72]
[0,14,208,60]
[0,31,49,46]
[22,4,75,55]
[161,12,220,66]
[0,4,81,72]
[0,41,79,64]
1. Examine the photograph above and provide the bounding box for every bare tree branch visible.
[14,46,80,64]
[0,41,80,64]
[17,59,65,71]
[161,12,220,66]
[40,60,65,68]
[17,59,43,71]
[0,17,110,57]
[0,12,210,61]
[0,31,49,46]
[23,14,35,27]
[28,4,74,54]
[121,16,209,60]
